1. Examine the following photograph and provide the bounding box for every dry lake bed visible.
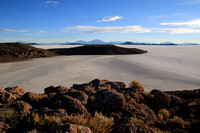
[0,45,199,93]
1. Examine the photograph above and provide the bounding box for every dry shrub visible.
[170,116,190,129]
[129,117,144,124]
[158,109,170,120]
[66,112,114,133]
[151,128,170,133]
[84,85,95,92]
[27,113,62,131]
[35,94,48,101]
[0,107,19,128]
[27,129,38,133]
[129,80,144,93]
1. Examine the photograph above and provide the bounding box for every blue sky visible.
[1,0,200,43]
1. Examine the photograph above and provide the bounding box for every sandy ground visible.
[0,45,199,93]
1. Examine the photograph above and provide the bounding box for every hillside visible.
[0,43,57,62]
[50,44,147,55]
[0,43,147,62]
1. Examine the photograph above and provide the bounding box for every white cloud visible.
[63,25,151,33]
[44,1,59,4]
[0,29,27,32]
[159,28,200,34]
[160,19,200,27]
[97,16,123,22]
[38,31,48,33]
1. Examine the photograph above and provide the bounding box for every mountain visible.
[87,39,106,44]
[50,45,147,55]
[180,42,198,45]
[74,40,87,44]
[0,43,57,62]
[160,41,173,44]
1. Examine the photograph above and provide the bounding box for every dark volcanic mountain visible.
[0,43,57,62]
[50,45,147,55]
[0,43,147,62]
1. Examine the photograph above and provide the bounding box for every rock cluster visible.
[0,79,199,132]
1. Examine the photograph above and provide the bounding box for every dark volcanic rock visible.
[0,43,57,62]
[150,89,186,112]
[0,88,16,104]
[50,44,147,55]
[89,79,126,90]
[165,89,200,100]
[72,79,126,93]
[52,92,90,116]
[123,99,158,124]
[21,92,48,108]
[87,89,126,114]
[65,89,88,105]
[21,92,39,104]
[5,86,26,98]
[51,123,92,133]
[44,85,69,94]
[10,100,32,120]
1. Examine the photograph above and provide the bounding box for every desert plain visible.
[0,45,199,93]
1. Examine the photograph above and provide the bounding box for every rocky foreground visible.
[0,79,200,133]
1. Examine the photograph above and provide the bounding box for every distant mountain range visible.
[16,39,199,45]
[67,39,124,45]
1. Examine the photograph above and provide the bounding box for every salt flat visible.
[0,45,199,93]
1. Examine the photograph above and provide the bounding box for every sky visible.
[0,0,200,43]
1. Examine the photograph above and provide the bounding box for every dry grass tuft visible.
[27,113,62,131]
[158,109,170,120]
[129,80,144,93]
[170,116,190,129]
[66,112,114,133]
[0,107,19,128]
[129,117,144,125]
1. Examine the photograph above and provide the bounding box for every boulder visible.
[71,79,126,93]
[89,79,126,90]
[87,89,126,114]
[10,100,32,120]
[21,92,48,108]
[5,86,26,98]
[0,88,16,104]
[51,123,92,133]
[44,86,69,94]
[150,89,185,112]
[116,123,152,133]
[52,93,89,116]
[65,89,88,105]
[122,90,147,104]
[123,100,158,124]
